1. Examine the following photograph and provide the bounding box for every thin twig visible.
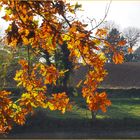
[89,0,112,32]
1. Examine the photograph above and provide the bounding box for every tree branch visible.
[89,0,112,32]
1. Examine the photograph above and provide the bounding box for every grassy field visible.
[4,90,140,139]
[41,97,140,120]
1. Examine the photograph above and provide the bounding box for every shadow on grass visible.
[5,90,140,139]
[2,108,139,139]
[9,109,140,134]
[0,87,139,139]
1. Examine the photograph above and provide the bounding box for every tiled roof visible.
[70,62,140,89]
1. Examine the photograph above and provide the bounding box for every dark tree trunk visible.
[61,42,73,90]
[91,111,97,122]
[44,50,51,66]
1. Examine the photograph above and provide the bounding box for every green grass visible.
[34,97,140,120]
[9,95,140,139]
[99,98,140,119]
[3,89,140,139]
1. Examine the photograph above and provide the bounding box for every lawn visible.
[36,97,140,120]
[3,90,140,139]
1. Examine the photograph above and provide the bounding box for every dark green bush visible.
[97,88,140,98]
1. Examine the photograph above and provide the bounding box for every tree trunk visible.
[61,42,73,91]
[91,111,97,122]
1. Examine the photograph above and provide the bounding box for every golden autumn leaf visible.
[128,47,133,54]
[0,5,2,11]
[5,8,12,15]
[99,52,107,61]
[2,14,10,21]
[0,125,8,134]
[26,84,33,91]
[22,7,27,15]
[105,100,112,106]
[31,102,38,108]
[93,39,101,46]
[74,49,81,57]
[22,37,29,45]
[67,44,73,49]
[17,81,23,87]
[9,38,18,47]
[69,26,77,33]
[104,41,111,47]
[76,80,83,88]
[86,96,91,104]
[59,69,69,76]
[99,92,107,98]
[62,34,71,41]
[83,46,89,54]
[25,29,30,37]
[100,105,106,112]
[48,102,55,110]
[62,108,66,114]
[14,70,23,81]
[117,40,126,46]
[96,28,107,37]
[112,52,124,64]
[21,93,31,99]
[18,59,28,69]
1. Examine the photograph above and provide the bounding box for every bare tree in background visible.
[124,27,140,49]
[123,27,140,62]
[100,20,120,31]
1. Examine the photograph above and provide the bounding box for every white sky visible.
[69,0,140,50]
[70,0,140,30]
[0,1,140,34]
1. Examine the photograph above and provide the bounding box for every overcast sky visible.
[0,1,140,34]
[70,0,140,30]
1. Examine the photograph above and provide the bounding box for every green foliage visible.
[52,42,73,88]
[0,49,13,87]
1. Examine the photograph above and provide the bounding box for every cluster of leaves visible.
[0,90,28,133]
[86,92,111,112]
[102,28,127,64]
[0,0,126,133]
[15,59,70,112]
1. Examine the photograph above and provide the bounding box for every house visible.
[70,62,140,89]
[133,47,140,62]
